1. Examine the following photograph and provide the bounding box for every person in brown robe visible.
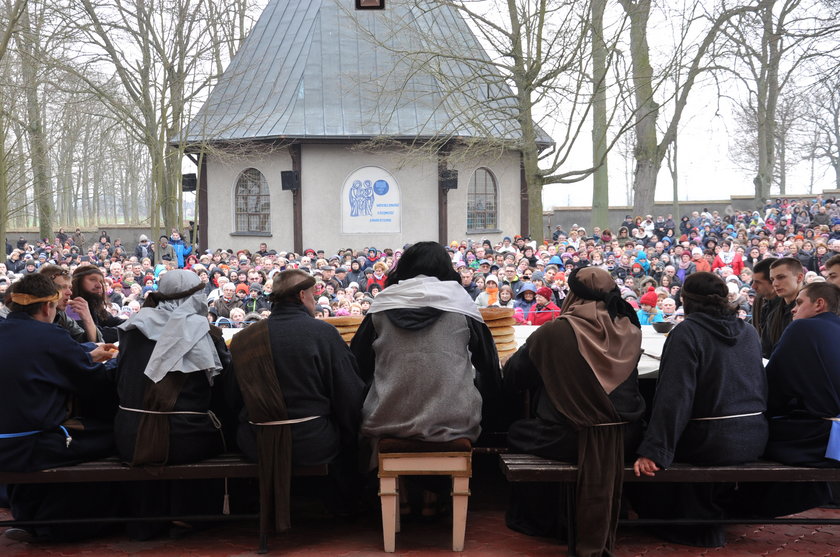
[504,266,643,557]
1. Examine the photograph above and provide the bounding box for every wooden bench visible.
[501,454,840,556]
[0,453,328,553]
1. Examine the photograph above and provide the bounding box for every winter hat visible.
[639,286,658,307]
[485,275,499,285]
[536,287,554,300]
[235,283,250,295]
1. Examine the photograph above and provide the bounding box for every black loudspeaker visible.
[356,0,385,9]
[281,170,300,191]
[440,169,458,190]
[181,173,197,192]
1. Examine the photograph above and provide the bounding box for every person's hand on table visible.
[90,343,118,362]
[633,456,660,477]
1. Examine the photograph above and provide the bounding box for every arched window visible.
[234,168,270,234]
[467,167,498,231]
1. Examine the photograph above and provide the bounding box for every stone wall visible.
[5,226,192,251]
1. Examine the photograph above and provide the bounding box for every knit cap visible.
[639,286,658,307]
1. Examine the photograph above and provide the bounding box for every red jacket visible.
[366,274,387,292]
[531,302,562,326]
[712,253,744,275]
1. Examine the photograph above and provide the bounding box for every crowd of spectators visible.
[2,196,840,327]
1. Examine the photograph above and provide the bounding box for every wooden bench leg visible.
[395,478,402,534]
[380,476,398,552]
[258,532,269,554]
[452,476,470,552]
[565,483,577,557]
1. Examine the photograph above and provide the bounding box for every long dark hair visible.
[71,265,110,320]
[385,241,459,287]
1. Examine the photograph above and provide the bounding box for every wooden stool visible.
[377,438,472,552]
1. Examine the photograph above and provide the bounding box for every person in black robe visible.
[0,273,118,541]
[229,269,365,521]
[114,269,232,539]
[631,272,768,547]
[504,267,644,557]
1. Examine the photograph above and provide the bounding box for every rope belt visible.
[118,405,229,514]
[118,405,222,429]
[691,412,762,421]
[249,415,321,426]
[592,421,629,427]
[0,425,74,448]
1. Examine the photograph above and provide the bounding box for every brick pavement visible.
[3,502,840,556]
[3,458,840,557]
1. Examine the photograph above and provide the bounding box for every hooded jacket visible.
[350,284,502,445]
[513,282,537,324]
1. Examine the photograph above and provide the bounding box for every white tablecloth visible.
[224,322,670,376]
[514,324,666,376]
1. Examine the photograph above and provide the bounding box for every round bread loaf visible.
[491,333,515,344]
[489,326,515,337]
[479,307,515,321]
[484,317,517,327]
[325,316,364,327]
[495,340,518,351]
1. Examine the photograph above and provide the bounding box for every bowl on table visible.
[651,321,674,334]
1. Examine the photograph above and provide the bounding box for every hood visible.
[516,282,537,299]
[383,307,444,330]
[684,312,746,346]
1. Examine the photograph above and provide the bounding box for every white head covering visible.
[367,275,483,321]
[120,269,222,383]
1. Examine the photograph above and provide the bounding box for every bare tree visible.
[590,0,610,227]
[349,1,635,242]
[15,0,55,240]
[802,74,840,190]
[58,0,252,238]
[722,0,840,205]
[730,91,804,195]
[0,0,28,261]
[618,0,760,217]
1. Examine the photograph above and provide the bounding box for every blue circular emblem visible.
[373,180,389,195]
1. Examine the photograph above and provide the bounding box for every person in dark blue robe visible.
[747,282,840,517]
[765,283,840,465]
[0,273,118,541]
